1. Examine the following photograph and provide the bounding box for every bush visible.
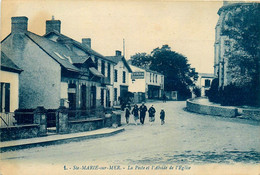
[220,83,257,106]
[193,86,201,97]
[208,78,220,103]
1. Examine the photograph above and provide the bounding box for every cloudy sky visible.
[1,0,224,73]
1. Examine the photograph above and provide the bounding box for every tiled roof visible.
[44,31,116,64]
[106,55,132,72]
[1,51,22,73]
[25,32,81,72]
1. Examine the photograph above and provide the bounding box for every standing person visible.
[132,104,139,125]
[148,105,156,125]
[160,108,165,125]
[162,93,167,103]
[125,105,131,125]
[139,102,147,125]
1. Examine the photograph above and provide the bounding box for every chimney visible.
[82,38,91,48]
[11,16,28,33]
[46,16,61,34]
[116,50,122,56]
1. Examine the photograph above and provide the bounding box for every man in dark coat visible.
[139,102,147,125]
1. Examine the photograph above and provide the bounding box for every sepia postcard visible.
[0,0,259,174]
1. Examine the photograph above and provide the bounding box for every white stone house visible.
[129,65,164,99]
[106,51,132,105]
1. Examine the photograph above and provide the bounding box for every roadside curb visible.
[0,128,124,153]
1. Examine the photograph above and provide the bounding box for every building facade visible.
[1,16,114,110]
[0,51,22,112]
[106,50,132,105]
[44,18,116,108]
[214,1,256,88]
[129,65,164,99]
[195,73,215,96]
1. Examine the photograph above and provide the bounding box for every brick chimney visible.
[11,16,28,33]
[82,38,91,48]
[116,50,122,56]
[46,16,61,34]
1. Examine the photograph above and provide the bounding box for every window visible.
[205,79,211,88]
[156,75,157,83]
[153,74,155,83]
[101,60,105,75]
[114,70,118,82]
[123,71,126,83]
[101,89,104,106]
[0,83,10,112]
[150,73,151,82]
[114,88,117,101]
[107,63,111,80]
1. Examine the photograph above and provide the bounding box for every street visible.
[1,101,259,166]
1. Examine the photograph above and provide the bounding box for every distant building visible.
[129,65,164,99]
[195,73,215,96]
[0,51,22,112]
[106,50,132,105]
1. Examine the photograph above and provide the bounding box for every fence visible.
[0,112,16,127]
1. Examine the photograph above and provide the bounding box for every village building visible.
[195,73,215,96]
[128,65,164,101]
[44,18,116,109]
[1,16,115,111]
[0,51,23,112]
[105,50,132,105]
[0,51,23,127]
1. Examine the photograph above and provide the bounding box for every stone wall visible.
[240,109,260,121]
[0,124,40,141]
[186,99,238,118]
[69,118,104,133]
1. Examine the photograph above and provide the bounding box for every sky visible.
[1,0,225,73]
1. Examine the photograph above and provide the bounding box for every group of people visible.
[124,102,165,125]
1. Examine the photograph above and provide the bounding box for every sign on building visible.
[131,72,144,79]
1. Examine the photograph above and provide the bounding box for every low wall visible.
[69,118,105,133]
[0,124,40,141]
[186,99,238,118]
[240,109,260,121]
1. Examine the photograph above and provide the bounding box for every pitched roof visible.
[44,31,116,64]
[105,55,132,72]
[25,31,81,72]
[1,51,23,73]
[129,64,163,76]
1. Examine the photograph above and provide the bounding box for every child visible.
[160,108,165,125]
[148,105,156,125]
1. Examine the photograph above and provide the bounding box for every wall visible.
[0,124,39,141]
[0,70,19,112]
[69,118,104,133]
[241,109,260,121]
[1,34,61,109]
[186,99,238,118]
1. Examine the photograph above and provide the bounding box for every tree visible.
[128,53,151,69]
[130,45,198,100]
[221,3,260,106]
